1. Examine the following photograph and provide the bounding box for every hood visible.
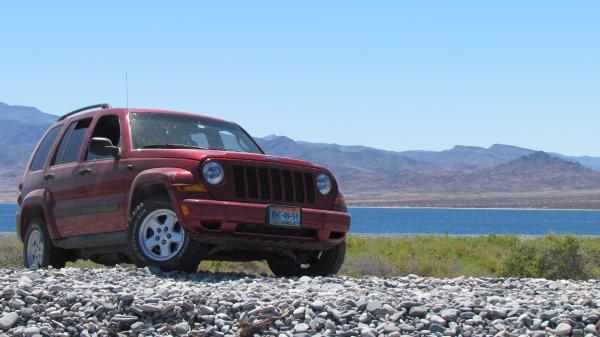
[129,148,320,169]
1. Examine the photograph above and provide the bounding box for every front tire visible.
[268,242,346,277]
[23,217,67,269]
[127,197,203,272]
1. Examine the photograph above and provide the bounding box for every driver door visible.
[75,114,129,235]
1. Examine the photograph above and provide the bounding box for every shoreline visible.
[350,232,600,238]
[3,202,600,212]
[348,206,600,211]
[3,232,600,239]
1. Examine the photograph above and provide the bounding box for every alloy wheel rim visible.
[26,229,44,268]
[138,209,185,261]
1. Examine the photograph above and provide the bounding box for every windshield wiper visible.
[143,144,209,150]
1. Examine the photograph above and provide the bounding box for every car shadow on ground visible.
[144,265,273,283]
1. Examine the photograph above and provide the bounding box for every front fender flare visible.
[127,167,197,219]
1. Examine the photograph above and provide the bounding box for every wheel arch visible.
[18,190,57,242]
[127,167,196,221]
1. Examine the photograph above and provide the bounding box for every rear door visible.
[21,125,64,200]
[74,114,129,234]
[43,118,92,238]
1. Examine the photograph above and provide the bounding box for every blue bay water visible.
[1,203,600,235]
[348,207,600,235]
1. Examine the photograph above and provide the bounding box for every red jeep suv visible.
[17,104,350,276]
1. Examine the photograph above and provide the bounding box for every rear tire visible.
[127,196,204,273]
[23,217,67,269]
[268,242,346,277]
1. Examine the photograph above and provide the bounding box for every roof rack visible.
[57,103,110,121]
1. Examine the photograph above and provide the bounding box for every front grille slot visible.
[259,167,270,199]
[271,169,282,200]
[282,170,294,202]
[246,167,258,198]
[233,166,245,197]
[231,164,317,205]
[294,171,305,203]
[305,173,315,204]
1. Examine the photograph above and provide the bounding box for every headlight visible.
[316,173,332,195]
[203,162,225,185]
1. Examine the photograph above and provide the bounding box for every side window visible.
[29,126,63,171]
[87,115,121,161]
[52,118,92,165]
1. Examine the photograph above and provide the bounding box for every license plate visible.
[268,206,301,228]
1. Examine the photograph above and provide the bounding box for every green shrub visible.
[501,245,539,278]
[501,234,597,280]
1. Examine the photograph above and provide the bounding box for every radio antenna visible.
[125,72,129,109]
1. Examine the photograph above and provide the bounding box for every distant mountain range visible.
[0,102,57,125]
[1,101,599,208]
[0,103,60,198]
[257,135,600,173]
[256,135,600,194]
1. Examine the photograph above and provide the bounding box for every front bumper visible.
[179,199,351,250]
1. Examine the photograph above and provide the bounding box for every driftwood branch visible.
[238,309,289,337]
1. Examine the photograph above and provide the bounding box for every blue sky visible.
[1,1,599,156]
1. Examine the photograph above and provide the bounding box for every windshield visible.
[129,112,263,154]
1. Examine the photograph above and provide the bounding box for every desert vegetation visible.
[2,234,599,279]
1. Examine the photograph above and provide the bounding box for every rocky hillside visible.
[0,102,56,124]
[257,136,600,190]
[341,152,600,194]
[257,135,600,173]
[0,103,57,197]
[399,144,536,170]
[256,135,438,176]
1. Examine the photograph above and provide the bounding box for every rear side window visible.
[29,126,63,171]
[52,118,92,165]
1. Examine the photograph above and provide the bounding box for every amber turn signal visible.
[333,192,348,213]
[180,205,190,216]
[174,183,208,192]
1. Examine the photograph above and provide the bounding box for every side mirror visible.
[89,137,120,158]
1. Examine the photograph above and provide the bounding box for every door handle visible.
[43,173,55,181]
[78,168,93,176]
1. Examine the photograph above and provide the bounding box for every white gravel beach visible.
[0,267,599,337]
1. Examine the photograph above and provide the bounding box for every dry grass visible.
[3,234,600,279]
[0,237,22,269]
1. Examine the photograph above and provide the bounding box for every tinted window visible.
[29,126,63,171]
[87,115,121,161]
[129,112,262,154]
[53,118,92,165]
[219,130,255,153]
[190,133,209,148]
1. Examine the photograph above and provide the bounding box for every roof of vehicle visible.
[128,108,233,124]
[56,105,234,125]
